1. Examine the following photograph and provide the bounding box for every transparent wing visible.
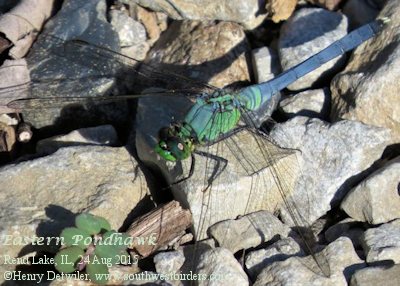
[178,96,330,276]
[31,33,219,96]
[236,105,331,277]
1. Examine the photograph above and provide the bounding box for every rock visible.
[325,218,365,249]
[278,8,348,90]
[270,117,392,225]
[154,250,185,274]
[36,125,119,154]
[251,47,281,84]
[0,146,149,260]
[331,0,400,141]
[245,237,303,279]
[0,58,30,114]
[144,20,250,88]
[121,0,261,24]
[208,210,291,253]
[350,264,400,286]
[23,0,129,129]
[266,0,297,23]
[195,247,249,286]
[121,42,150,61]
[361,219,400,264]
[110,9,147,47]
[343,0,381,28]
[341,157,400,224]
[306,0,344,10]
[110,8,150,60]
[154,250,185,286]
[254,237,366,286]
[131,4,168,45]
[279,88,331,120]
[0,114,18,126]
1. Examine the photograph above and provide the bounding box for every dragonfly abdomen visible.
[237,85,272,111]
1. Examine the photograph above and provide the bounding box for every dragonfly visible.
[3,16,390,278]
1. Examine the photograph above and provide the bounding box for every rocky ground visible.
[0,0,399,285]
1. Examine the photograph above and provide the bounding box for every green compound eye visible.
[155,140,177,161]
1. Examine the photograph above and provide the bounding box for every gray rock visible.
[361,219,400,264]
[195,247,249,286]
[279,88,331,119]
[245,237,303,279]
[350,264,400,286]
[278,8,348,90]
[121,0,260,24]
[143,20,250,88]
[325,218,365,249]
[109,9,147,47]
[343,0,380,28]
[154,250,185,274]
[154,250,185,286]
[109,8,150,60]
[121,42,150,61]
[23,0,129,128]
[270,117,392,225]
[0,146,149,260]
[36,125,119,154]
[0,58,30,114]
[341,157,400,224]
[254,237,366,286]
[208,210,291,254]
[251,47,281,84]
[331,0,400,141]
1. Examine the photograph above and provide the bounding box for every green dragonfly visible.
[3,17,389,278]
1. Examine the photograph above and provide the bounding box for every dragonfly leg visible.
[168,153,196,187]
[194,150,228,192]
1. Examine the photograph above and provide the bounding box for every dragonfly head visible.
[155,127,193,161]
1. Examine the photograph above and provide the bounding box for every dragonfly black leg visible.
[194,150,228,192]
[168,153,196,187]
[166,151,228,192]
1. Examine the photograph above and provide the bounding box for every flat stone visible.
[279,88,331,120]
[254,237,366,286]
[331,0,400,141]
[245,237,303,279]
[341,157,400,224]
[195,247,249,286]
[0,146,150,260]
[208,211,291,253]
[350,264,400,286]
[36,125,119,154]
[361,219,400,264]
[121,0,260,24]
[270,117,392,225]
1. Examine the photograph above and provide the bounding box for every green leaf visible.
[75,213,111,235]
[94,244,125,265]
[60,227,92,249]
[54,246,84,273]
[86,254,109,285]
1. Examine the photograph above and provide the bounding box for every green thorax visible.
[177,93,241,144]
